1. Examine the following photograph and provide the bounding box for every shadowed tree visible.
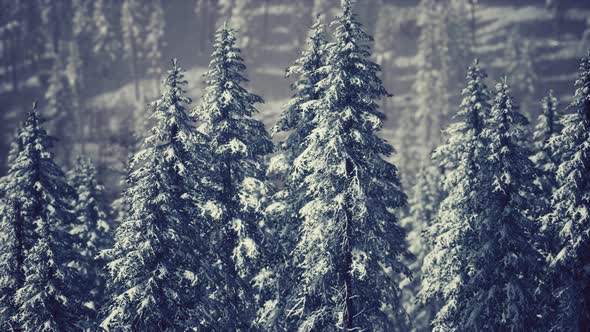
[547,53,590,332]
[100,60,223,331]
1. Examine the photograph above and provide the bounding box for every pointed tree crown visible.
[434,59,491,173]
[275,14,327,138]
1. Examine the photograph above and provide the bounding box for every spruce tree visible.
[286,1,409,330]
[0,108,79,331]
[100,59,221,330]
[274,15,327,161]
[420,60,492,331]
[424,76,542,331]
[548,53,590,331]
[529,91,562,325]
[259,15,328,330]
[468,79,540,331]
[194,24,274,330]
[67,156,112,315]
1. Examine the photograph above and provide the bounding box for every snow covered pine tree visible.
[424,72,542,331]
[531,90,561,254]
[100,59,222,331]
[194,23,274,331]
[260,14,328,330]
[470,79,541,331]
[421,60,493,332]
[548,53,590,331]
[0,107,80,331]
[285,1,410,330]
[67,156,112,317]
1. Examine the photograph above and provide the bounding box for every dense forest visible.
[1,0,590,331]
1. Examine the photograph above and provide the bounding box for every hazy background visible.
[1,0,590,199]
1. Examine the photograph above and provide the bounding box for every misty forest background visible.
[2,0,590,191]
[2,0,590,331]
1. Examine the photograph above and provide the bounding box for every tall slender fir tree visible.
[286,1,409,330]
[531,90,561,252]
[424,75,542,331]
[100,60,222,331]
[274,14,327,162]
[466,79,541,331]
[194,25,274,331]
[260,15,328,330]
[0,108,79,331]
[421,60,492,331]
[548,53,590,332]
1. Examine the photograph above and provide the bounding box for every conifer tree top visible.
[3,104,79,331]
[6,106,73,202]
[275,14,327,136]
[315,0,391,140]
[458,59,491,132]
[570,52,590,118]
[325,0,390,100]
[196,23,272,160]
[146,58,194,150]
[485,79,532,186]
[199,24,263,120]
[434,59,491,172]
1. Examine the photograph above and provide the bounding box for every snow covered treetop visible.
[571,52,590,114]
